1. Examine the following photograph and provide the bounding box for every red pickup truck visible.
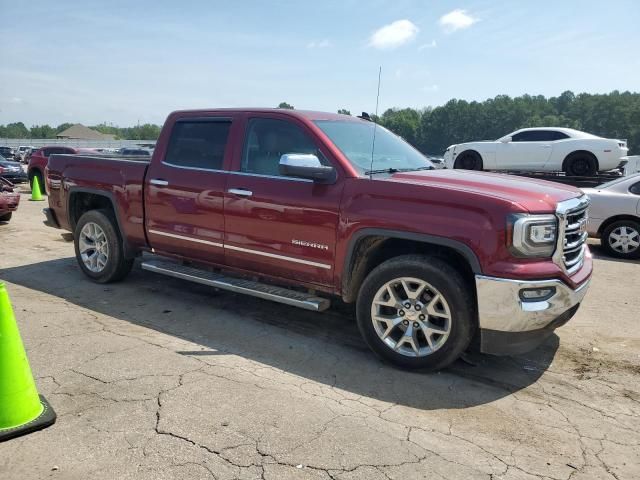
[43,109,592,370]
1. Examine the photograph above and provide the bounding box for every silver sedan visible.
[582,174,640,259]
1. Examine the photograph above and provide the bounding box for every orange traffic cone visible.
[0,283,56,441]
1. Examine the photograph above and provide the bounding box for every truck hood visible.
[388,169,582,212]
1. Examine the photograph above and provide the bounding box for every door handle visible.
[542,145,552,148]
[228,188,252,197]
[150,179,169,187]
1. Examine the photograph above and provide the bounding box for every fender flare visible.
[341,228,482,301]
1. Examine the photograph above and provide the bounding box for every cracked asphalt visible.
[1,191,639,480]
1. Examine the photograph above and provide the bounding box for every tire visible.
[0,212,12,222]
[29,170,46,194]
[453,151,483,170]
[564,153,597,177]
[601,220,640,259]
[74,209,134,283]
[356,254,476,371]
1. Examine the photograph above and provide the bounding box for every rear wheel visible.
[356,254,476,371]
[564,153,597,176]
[454,151,483,170]
[602,220,640,259]
[74,209,134,283]
[0,212,12,222]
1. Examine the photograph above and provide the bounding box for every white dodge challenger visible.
[443,127,629,176]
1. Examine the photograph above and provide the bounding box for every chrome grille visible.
[554,196,589,273]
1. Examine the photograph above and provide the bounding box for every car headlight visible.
[509,214,557,257]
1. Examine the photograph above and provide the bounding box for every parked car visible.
[43,108,592,370]
[0,146,16,160]
[583,174,640,259]
[16,145,34,162]
[0,155,28,184]
[0,178,20,222]
[28,146,97,194]
[444,128,629,176]
[119,148,151,156]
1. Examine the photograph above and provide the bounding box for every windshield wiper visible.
[364,166,434,175]
[364,167,400,175]
[398,166,435,172]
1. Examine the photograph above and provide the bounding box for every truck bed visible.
[46,154,150,251]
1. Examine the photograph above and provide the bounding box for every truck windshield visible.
[314,120,433,174]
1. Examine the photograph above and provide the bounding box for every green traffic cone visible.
[29,175,44,201]
[0,283,56,442]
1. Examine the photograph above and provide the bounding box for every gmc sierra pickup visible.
[43,109,592,370]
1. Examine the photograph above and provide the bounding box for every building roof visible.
[56,124,116,140]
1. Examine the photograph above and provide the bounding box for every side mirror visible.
[500,136,512,143]
[279,154,336,183]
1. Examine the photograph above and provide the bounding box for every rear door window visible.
[164,119,232,170]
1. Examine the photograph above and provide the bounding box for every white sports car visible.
[444,127,629,176]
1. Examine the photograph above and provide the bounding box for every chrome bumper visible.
[475,275,590,355]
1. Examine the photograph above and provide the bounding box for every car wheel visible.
[356,254,476,371]
[602,220,640,259]
[74,209,134,283]
[454,152,483,170]
[565,153,597,176]
[0,212,12,222]
[29,170,46,195]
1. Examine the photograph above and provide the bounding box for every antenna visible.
[369,66,382,180]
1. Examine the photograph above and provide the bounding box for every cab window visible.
[164,119,232,170]
[241,118,325,176]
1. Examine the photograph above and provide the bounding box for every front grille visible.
[556,198,589,273]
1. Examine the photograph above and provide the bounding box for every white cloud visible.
[9,97,23,104]
[368,20,419,50]
[418,40,437,50]
[307,39,331,49]
[439,9,478,33]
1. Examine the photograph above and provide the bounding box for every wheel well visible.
[27,167,42,180]
[454,150,483,168]
[597,215,640,236]
[562,150,599,172]
[68,192,115,230]
[342,236,476,304]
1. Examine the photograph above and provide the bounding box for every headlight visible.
[509,214,557,257]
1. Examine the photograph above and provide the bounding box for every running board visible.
[141,259,330,312]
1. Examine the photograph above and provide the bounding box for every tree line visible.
[0,122,161,141]
[2,91,638,154]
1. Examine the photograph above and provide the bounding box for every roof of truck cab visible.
[169,108,362,122]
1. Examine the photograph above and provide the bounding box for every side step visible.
[141,259,330,312]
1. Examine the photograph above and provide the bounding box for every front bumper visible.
[0,171,28,183]
[475,275,590,355]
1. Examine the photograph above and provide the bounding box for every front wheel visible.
[74,209,134,283]
[453,152,483,170]
[356,255,476,370]
[0,212,12,222]
[602,220,640,259]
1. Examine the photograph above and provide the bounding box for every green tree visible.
[3,122,30,138]
[278,102,294,109]
[337,109,351,115]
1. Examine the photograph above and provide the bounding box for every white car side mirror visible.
[500,136,512,143]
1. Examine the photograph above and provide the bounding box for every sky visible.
[0,0,639,127]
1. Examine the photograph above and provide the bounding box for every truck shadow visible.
[0,257,559,411]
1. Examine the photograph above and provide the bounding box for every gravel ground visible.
[1,191,639,480]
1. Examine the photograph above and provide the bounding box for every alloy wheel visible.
[79,222,109,272]
[370,277,452,357]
